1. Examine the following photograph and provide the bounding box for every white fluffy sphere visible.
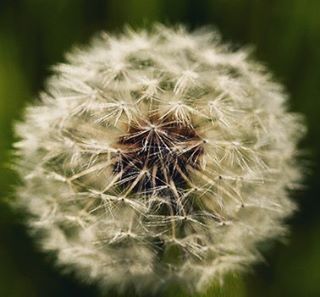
[14,25,304,293]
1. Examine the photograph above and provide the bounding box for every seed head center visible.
[113,118,204,196]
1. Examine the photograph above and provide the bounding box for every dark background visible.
[0,1,319,296]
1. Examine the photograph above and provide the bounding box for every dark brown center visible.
[113,117,204,197]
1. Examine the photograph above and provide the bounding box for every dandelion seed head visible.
[14,24,305,293]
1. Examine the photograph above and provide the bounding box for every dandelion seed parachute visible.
[14,25,304,293]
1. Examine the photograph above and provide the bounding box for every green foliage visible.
[164,274,246,297]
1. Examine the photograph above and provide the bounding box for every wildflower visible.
[14,25,305,292]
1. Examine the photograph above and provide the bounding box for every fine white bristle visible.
[13,24,305,294]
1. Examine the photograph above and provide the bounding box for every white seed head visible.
[13,25,305,293]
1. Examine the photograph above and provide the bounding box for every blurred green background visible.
[0,1,319,296]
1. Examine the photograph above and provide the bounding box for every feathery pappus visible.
[13,24,305,293]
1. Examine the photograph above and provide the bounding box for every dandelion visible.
[13,24,305,293]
